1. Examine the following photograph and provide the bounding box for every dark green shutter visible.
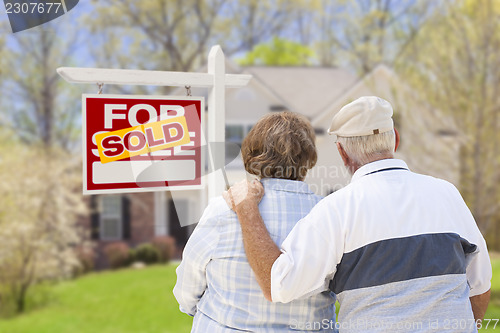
[90,195,100,240]
[122,195,131,240]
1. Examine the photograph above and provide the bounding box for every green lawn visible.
[0,261,499,332]
[0,265,193,333]
[483,258,500,331]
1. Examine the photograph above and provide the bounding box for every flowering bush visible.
[104,242,131,269]
[0,143,87,315]
[151,236,176,264]
[74,245,96,276]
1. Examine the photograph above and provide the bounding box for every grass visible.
[483,258,500,331]
[0,265,193,333]
[0,260,499,332]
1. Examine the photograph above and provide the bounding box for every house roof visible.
[182,60,457,137]
[310,65,393,127]
[242,66,357,119]
[311,64,459,136]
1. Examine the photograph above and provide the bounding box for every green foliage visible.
[238,37,315,66]
[86,0,306,78]
[397,0,500,244]
[313,0,435,72]
[130,243,160,265]
[0,282,53,319]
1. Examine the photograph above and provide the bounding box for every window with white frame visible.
[225,123,253,166]
[100,196,122,240]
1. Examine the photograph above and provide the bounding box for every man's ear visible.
[337,142,349,166]
[394,128,400,152]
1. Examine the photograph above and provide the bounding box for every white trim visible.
[154,191,168,236]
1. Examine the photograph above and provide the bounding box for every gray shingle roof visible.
[243,66,357,119]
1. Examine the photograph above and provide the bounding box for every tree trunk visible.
[16,284,28,313]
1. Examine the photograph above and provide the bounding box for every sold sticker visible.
[95,116,190,164]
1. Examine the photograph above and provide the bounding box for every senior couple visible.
[174,96,492,332]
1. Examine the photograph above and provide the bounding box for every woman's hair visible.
[242,112,317,181]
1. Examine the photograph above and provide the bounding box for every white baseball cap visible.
[328,96,394,138]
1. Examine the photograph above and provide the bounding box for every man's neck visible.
[349,155,394,175]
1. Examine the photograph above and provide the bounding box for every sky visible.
[1,0,93,64]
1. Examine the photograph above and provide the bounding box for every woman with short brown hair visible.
[174,112,336,332]
[242,112,317,181]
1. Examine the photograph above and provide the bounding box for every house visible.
[84,62,460,268]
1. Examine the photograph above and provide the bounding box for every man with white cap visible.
[224,96,492,332]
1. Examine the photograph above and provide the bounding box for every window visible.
[269,105,287,112]
[100,196,122,240]
[226,124,245,143]
[225,124,253,165]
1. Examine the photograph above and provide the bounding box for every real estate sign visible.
[83,94,204,194]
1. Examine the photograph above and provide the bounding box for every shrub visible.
[103,242,131,269]
[0,281,53,318]
[0,145,86,314]
[74,246,95,276]
[131,243,160,265]
[0,286,16,318]
[151,236,176,264]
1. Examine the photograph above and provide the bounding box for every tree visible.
[397,0,500,243]
[314,0,434,73]
[238,37,315,66]
[85,0,306,90]
[86,0,225,74]
[1,25,82,150]
[0,135,87,315]
[0,23,88,315]
[0,22,9,95]
[216,0,306,54]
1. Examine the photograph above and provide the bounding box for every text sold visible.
[95,116,190,163]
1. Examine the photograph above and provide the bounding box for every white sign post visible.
[58,45,252,226]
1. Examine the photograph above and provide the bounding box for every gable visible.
[311,65,458,136]
[243,66,357,119]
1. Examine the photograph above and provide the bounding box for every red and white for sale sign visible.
[83,94,204,194]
